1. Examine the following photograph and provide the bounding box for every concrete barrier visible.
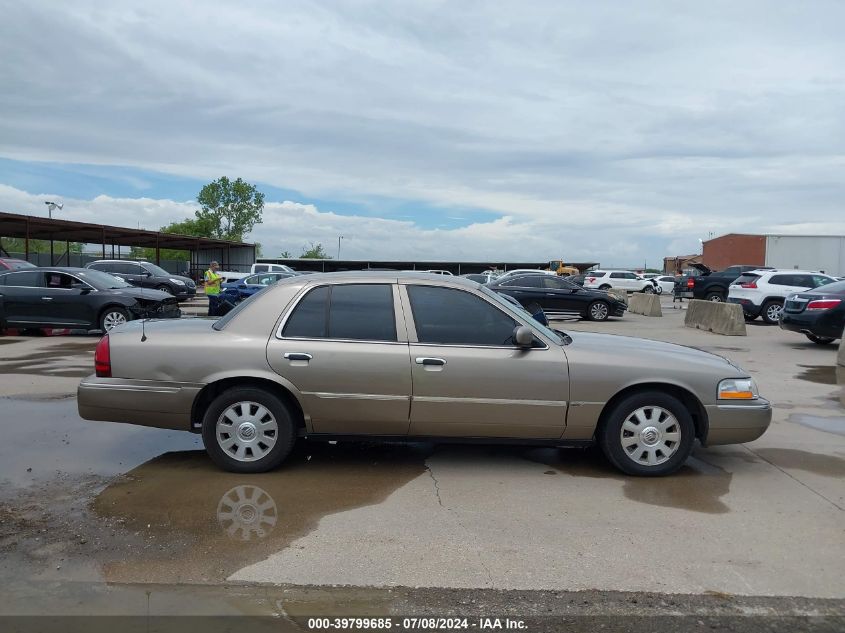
[605,288,627,305]
[838,337,845,367]
[684,299,746,336]
[628,293,662,317]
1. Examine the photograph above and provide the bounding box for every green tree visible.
[300,242,331,259]
[0,237,83,255]
[196,176,264,242]
[279,250,293,258]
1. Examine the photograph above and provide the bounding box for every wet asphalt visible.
[1,299,844,626]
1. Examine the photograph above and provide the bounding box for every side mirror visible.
[513,325,534,348]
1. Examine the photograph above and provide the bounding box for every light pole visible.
[337,235,345,259]
[44,201,63,219]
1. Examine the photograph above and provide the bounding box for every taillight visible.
[94,335,111,377]
[740,281,757,288]
[807,299,842,311]
[686,278,694,288]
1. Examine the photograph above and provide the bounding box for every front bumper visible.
[174,287,196,301]
[77,376,202,431]
[703,398,772,445]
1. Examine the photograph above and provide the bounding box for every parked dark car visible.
[221,272,296,302]
[86,260,196,301]
[499,292,549,325]
[779,280,845,344]
[0,258,36,271]
[0,267,181,333]
[488,273,626,321]
[676,264,773,302]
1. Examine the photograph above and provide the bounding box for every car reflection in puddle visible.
[92,442,431,584]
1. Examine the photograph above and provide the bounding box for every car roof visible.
[270,270,481,288]
[89,259,150,263]
[0,266,90,273]
[748,269,828,275]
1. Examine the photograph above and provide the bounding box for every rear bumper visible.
[77,376,202,431]
[780,311,844,339]
[728,297,762,318]
[703,398,772,445]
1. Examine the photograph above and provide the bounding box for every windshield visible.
[141,263,172,277]
[75,269,133,289]
[479,285,564,346]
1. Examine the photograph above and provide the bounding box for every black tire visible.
[598,391,695,476]
[642,285,655,294]
[705,292,724,302]
[744,314,756,322]
[599,284,612,290]
[586,300,610,321]
[760,300,783,325]
[156,284,173,295]
[99,306,129,332]
[805,334,835,345]
[202,387,296,473]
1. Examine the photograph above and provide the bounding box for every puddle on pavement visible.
[795,365,840,386]
[788,413,845,437]
[752,448,845,478]
[0,398,202,486]
[527,447,732,514]
[91,442,431,583]
[0,340,98,378]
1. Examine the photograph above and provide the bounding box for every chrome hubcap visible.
[216,401,278,462]
[216,485,278,541]
[103,311,127,331]
[620,406,681,467]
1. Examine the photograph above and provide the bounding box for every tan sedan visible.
[78,272,771,476]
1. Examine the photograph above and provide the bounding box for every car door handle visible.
[284,352,312,362]
[41,297,54,301]
[545,292,557,296]
[415,357,446,366]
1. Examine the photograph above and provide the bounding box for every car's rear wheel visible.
[202,387,296,473]
[598,391,695,476]
[586,301,610,321]
[761,300,783,324]
[705,292,723,302]
[99,307,128,332]
[599,284,611,290]
[805,334,835,345]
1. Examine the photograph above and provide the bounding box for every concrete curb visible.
[628,293,662,317]
[684,299,747,336]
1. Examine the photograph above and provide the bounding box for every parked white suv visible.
[583,270,655,293]
[728,269,838,323]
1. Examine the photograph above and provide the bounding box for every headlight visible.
[169,278,186,285]
[718,378,759,400]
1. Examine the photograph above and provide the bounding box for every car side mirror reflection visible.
[513,325,534,348]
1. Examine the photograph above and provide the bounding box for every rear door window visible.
[2,271,42,287]
[283,284,397,341]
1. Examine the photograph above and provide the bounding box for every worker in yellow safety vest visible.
[204,261,223,316]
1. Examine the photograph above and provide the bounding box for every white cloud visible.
[1,1,844,260]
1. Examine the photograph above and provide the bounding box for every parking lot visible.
[1,295,843,620]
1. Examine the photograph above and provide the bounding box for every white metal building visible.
[764,235,845,275]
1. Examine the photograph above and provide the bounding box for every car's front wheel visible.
[598,391,695,476]
[805,334,835,345]
[642,285,655,294]
[202,387,296,473]
[99,307,128,332]
[156,284,173,294]
[586,300,610,321]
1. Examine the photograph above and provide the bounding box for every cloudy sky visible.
[1,1,844,266]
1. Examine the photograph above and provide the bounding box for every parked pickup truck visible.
[218,263,296,284]
[674,264,773,302]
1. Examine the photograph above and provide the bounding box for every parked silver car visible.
[78,272,771,476]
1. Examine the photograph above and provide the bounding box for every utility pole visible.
[337,235,344,259]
